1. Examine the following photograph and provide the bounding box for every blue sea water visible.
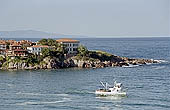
[0,37,170,110]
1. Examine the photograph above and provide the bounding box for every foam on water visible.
[16,100,65,106]
[122,64,140,68]
[152,66,166,70]
[15,96,72,106]
[16,92,69,97]
[154,59,168,63]
[66,90,94,95]
[95,106,110,110]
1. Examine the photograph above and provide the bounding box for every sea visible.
[0,37,170,110]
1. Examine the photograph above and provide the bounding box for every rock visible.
[119,62,129,66]
[104,61,112,67]
[8,62,15,69]
[47,63,52,69]
[84,63,92,68]
[95,62,105,68]
[78,60,85,68]
[69,59,76,67]
[22,63,27,69]
[111,62,119,67]
[0,50,159,70]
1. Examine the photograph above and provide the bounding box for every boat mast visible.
[106,83,108,90]
[100,81,106,89]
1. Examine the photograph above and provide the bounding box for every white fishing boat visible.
[95,81,127,96]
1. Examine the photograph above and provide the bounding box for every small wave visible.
[122,64,140,68]
[55,93,69,97]
[95,106,110,110]
[154,59,168,63]
[16,100,64,105]
[125,103,170,109]
[66,90,94,95]
[16,92,69,97]
[0,83,14,87]
[7,84,14,87]
[16,96,72,106]
[96,96,125,100]
[153,66,166,70]
[146,63,152,65]
[62,97,72,101]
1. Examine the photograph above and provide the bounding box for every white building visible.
[0,42,6,50]
[0,41,7,55]
[56,38,80,54]
[27,45,50,55]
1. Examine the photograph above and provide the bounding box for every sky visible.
[0,0,169,37]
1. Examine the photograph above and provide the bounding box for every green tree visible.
[39,38,58,47]
[77,45,89,56]
[39,39,48,45]
[13,56,21,63]
[0,56,5,67]
[41,48,51,58]
[25,54,39,65]
[0,56,4,62]
[47,39,57,47]
[57,43,66,54]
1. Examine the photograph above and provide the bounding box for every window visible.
[73,48,78,51]
[73,44,78,46]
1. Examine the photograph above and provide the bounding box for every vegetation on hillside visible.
[0,38,121,69]
[76,45,115,61]
[77,45,89,57]
[39,38,58,47]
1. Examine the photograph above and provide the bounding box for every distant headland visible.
[0,38,158,70]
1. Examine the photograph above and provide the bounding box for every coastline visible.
[0,38,159,70]
[0,53,159,70]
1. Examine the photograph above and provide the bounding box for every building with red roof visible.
[56,38,80,54]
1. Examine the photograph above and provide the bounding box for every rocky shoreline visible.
[0,53,158,70]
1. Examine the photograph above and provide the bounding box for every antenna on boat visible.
[106,82,108,90]
[100,81,106,89]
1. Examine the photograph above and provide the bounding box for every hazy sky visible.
[0,0,169,37]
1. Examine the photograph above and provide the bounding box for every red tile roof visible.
[56,38,79,43]
[10,43,21,46]
[6,40,17,44]
[0,42,6,45]
[31,45,49,48]
[13,49,27,52]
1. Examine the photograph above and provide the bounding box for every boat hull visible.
[95,91,127,96]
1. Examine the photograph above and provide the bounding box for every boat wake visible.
[16,100,65,106]
[66,90,94,95]
[16,92,65,96]
[122,64,140,68]
[153,66,166,70]
[153,59,168,63]
[15,94,71,106]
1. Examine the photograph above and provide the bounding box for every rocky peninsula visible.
[0,49,158,70]
[0,38,158,70]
